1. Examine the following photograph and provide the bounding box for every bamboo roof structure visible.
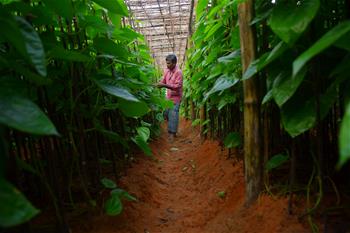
[125,0,195,69]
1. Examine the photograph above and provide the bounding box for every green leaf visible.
[335,31,350,51]
[217,50,241,64]
[0,0,20,4]
[94,37,128,59]
[15,16,46,76]
[111,188,137,201]
[243,41,288,80]
[265,153,289,171]
[0,94,58,135]
[95,79,140,102]
[272,68,306,107]
[224,132,241,149]
[0,16,26,58]
[337,102,350,168]
[217,191,226,198]
[269,0,320,45]
[196,0,209,19]
[92,0,129,16]
[101,178,117,189]
[132,135,152,156]
[47,47,91,62]
[80,15,113,34]
[98,129,129,148]
[204,74,239,100]
[281,96,316,138]
[137,127,150,142]
[218,94,237,110]
[204,21,223,40]
[119,99,149,118]
[0,179,40,227]
[42,0,74,19]
[105,194,122,216]
[113,27,141,42]
[293,21,350,77]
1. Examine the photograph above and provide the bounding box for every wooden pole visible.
[238,0,263,205]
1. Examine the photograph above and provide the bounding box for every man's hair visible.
[166,54,177,64]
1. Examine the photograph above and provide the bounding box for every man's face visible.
[166,60,176,70]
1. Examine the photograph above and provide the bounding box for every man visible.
[157,54,183,142]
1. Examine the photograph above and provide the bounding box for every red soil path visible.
[74,120,309,233]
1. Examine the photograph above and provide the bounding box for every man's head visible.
[166,54,177,70]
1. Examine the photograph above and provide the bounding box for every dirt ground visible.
[72,119,310,233]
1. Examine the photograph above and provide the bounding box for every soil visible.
[72,119,310,233]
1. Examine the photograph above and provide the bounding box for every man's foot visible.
[168,133,175,142]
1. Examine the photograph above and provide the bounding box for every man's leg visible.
[168,103,180,141]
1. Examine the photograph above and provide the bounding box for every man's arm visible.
[158,71,182,90]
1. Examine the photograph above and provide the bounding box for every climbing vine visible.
[184,0,350,231]
[0,0,169,231]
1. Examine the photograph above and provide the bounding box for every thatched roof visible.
[125,0,195,69]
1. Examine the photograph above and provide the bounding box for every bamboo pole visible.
[238,0,263,205]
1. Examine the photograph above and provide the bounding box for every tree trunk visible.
[238,0,263,206]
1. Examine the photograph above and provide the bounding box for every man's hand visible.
[155,83,165,88]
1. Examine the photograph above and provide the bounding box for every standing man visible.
[157,54,183,142]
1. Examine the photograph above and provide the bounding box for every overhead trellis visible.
[125,0,195,69]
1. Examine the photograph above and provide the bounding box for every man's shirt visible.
[160,65,183,104]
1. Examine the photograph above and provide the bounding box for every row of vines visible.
[183,0,350,231]
[0,0,172,232]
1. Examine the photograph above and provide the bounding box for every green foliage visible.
[269,0,320,45]
[338,102,350,168]
[0,0,165,227]
[101,176,137,216]
[101,178,117,189]
[0,179,40,227]
[293,20,350,76]
[265,153,289,171]
[0,93,58,135]
[223,132,241,149]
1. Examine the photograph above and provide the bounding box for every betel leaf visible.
[104,194,122,216]
[281,95,316,138]
[42,0,74,19]
[94,79,140,102]
[243,41,288,80]
[0,0,20,4]
[223,132,241,149]
[113,27,141,42]
[0,179,40,227]
[269,0,320,45]
[204,74,239,101]
[80,15,113,34]
[272,68,307,107]
[98,129,129,148]
[100,178,117,189]
[196,0,209,19]
[111,188,137,201]
[119,99,149,118]
[92,0,128,16]
[204,21,223,40]
[337,102,350,168]
[0,16,26,58]
[94,37,128,59]
[0,94,58,135]
[47,47,91,62]
[293,20,350,77]
[132,135,152,156]
[15,16,46,76]
[136,127,150,142]
[217,50,241,64]
[265,153,289,171]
